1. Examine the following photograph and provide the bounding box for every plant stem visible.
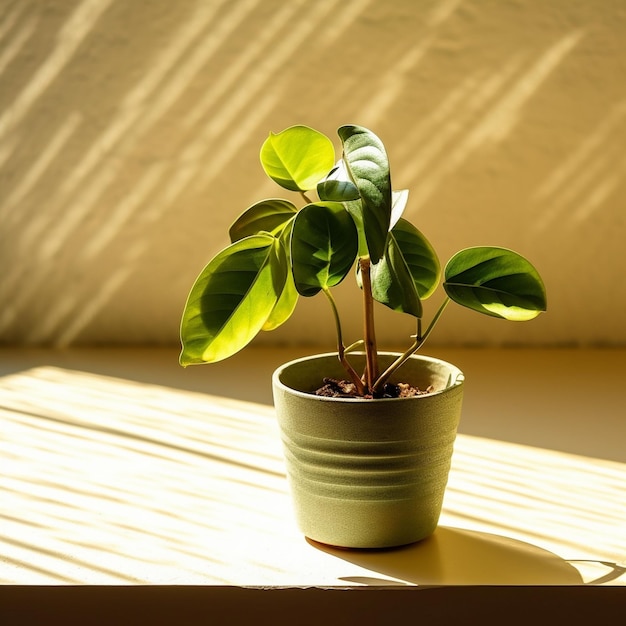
[344,340,365,353]
[372,297,451,393]
[323,287,365,394]
[420,296,451,345]
[300,191,312,204]
[359,256,379,392]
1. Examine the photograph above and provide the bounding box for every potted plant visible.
[179,124,547,548]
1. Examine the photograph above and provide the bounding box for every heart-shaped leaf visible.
[260,125,335,192]
[444,247,547,321]
[180,235,286,365]
[338,125,392,264]
[229,199,297,242]
[291,202,358,296]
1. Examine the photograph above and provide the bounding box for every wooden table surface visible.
[1,347,624,587]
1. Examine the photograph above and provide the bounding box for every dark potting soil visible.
[314,378,434,399]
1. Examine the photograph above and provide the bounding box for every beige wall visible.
[1,0,625,348]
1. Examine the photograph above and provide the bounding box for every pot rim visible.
[272,351,465,403]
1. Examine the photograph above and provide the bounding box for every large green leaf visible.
[291,202,358,296]
[391,219,440,299]
[262,228,299,331]
[260,125,335,192]
[229,199,297,242]
[370,233,422,318]
[180,235,286,365]
[443,247,547,321]
[365,219,440,317]
[263,269,298,331]
[338,125,392,264]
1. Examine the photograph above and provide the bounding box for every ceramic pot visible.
[272,352,465,549]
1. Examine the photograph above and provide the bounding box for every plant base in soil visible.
[315,378,433,399]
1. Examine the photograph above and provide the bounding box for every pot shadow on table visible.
[308,526,585,586]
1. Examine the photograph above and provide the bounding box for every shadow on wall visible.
[1,0,625,347]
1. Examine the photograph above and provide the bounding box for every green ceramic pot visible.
[272,352,465,549]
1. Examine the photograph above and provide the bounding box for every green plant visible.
[180,125,547,396]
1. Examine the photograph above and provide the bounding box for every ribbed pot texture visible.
[272,353,465,549]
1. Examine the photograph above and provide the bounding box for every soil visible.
[314,378,434,399]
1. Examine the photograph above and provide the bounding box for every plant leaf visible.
[343,199,369,258]
[365,219,440,316]
[390,189,409,230]
[262,227,299,330]
[260,125,335,192]
[443,247,547,321]
[391,218,440,299]
[291,202,358,296]
[180,235,286,365]
[229,199,297,242]
[317,160,360,201]
[338,125,392,264]
[370,233,422,318]
[263,269,298,331]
